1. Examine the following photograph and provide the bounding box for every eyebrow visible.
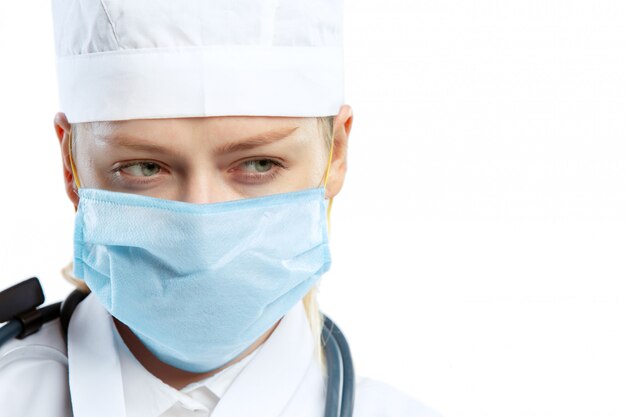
[214,126,300,155]
[104,126,300,155]
[104,138,175,154]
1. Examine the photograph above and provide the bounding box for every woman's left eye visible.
[240,159,276,173]
[230,159,285,184]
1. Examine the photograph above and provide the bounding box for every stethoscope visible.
[0,277,355,417]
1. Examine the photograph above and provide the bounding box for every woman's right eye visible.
[116,162,162,177]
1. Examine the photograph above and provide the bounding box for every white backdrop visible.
[1,2,626,417]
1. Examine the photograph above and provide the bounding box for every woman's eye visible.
[119,162,162,177]
[229,158,285,185]
[241,159,275,173]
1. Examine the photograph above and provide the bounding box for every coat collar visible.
[67,293,126,417]
[67,293,317,417]
[210,298,316,417]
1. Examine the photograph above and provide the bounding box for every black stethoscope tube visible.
[0,303,61,344]
[0,320,21,347]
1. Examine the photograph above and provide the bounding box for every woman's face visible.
[61,114,345,205]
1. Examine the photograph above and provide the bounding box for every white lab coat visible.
[0,293,441,417]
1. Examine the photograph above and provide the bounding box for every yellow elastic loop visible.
[67,128,82,189]
[322,137,334,188]
[321,138,335,231]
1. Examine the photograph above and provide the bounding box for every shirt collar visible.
[112,318,261,417]
[178,347,259,398]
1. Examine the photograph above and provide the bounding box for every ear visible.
[325,104,353,199]
[54,112,79,211]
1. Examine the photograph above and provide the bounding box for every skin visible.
[53,105,353,389]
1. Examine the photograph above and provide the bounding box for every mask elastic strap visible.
[322,137,334,230]
[67,128,82,190]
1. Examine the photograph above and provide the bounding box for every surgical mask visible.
[67,130,333,372]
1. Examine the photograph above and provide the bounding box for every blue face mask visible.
[72,186,331,372]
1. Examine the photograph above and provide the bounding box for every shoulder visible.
[0,318,71,416]
[0,318,66,357]
[354,375,443,417]
[0,316,67,360]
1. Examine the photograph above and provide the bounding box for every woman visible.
[0,0,440,416]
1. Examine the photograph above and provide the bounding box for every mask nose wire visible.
[67,128,82,191]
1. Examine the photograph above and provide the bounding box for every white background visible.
[1,1,626,416]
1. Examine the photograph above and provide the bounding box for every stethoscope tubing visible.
[0,320,21,347]
[321,315,355,417]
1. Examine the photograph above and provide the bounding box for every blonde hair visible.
[63,115,335,373]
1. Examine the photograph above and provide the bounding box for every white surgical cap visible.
[50,0,344,123]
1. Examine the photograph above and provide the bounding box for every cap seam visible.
[99,0,121,48]
[55,44,342,60]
